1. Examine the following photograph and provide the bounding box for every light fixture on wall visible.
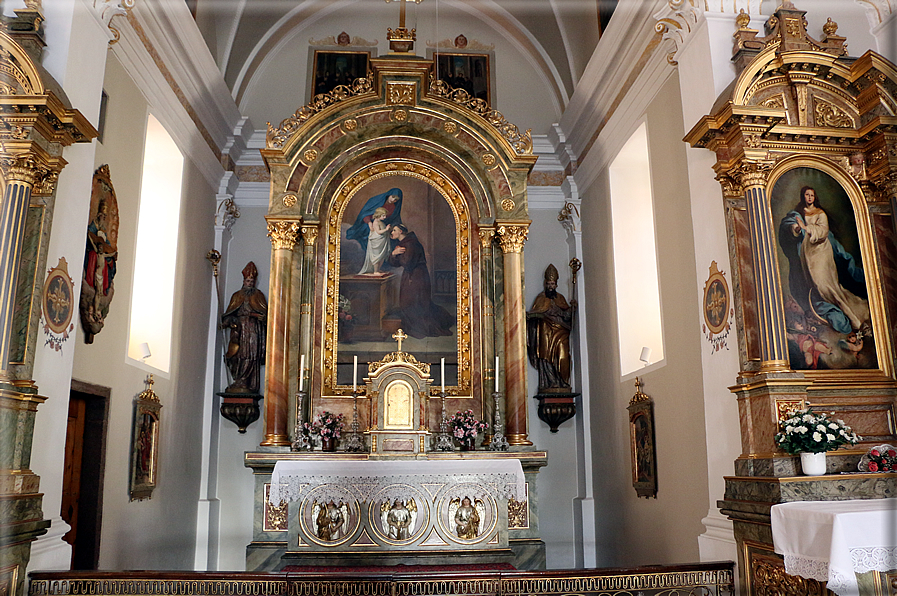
[140,342,152,362]
[639,346,651,367]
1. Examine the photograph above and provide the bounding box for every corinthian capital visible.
[735,161,772,189]
[0,154,48,187]
[267,221,300,250]
[496,223,529,253]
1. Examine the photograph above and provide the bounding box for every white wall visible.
[238,3,563,138]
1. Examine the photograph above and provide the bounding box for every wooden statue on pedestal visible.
[527,264,578,432]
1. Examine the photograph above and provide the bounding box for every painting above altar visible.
[325,162,475,397]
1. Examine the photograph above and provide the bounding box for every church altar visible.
[771,499,897,596]
[246,451,547,570]
[267,459,524,558]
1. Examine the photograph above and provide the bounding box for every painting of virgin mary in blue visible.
[772,167,877,370]
[338,178,458,387]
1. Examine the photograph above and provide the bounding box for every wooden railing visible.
[30,562,734,596]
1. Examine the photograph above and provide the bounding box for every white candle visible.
[495,356,499,392]
[353,355,358,392]
[299,354,305,392]
[441,358,445,393]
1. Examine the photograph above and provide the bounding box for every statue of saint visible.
[222,262,267,394]
[526,264,576,391]
[383,499,414,540]
[454,496,480,539]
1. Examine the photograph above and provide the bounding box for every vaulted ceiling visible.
[192,0,604,134]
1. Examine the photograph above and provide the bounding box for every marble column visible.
[262,219,300,446]
[0,161,38,378]
[738,163,789,371]
[478,228,497,438]
[298,223,319,426]
[496,223,531,446]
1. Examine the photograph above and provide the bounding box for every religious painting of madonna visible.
[331,174,468,393]
[771,167,878,370]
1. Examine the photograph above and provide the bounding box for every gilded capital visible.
[478,228,495,248]
[301,224,319,246]
[267,221,300,250]
[496,223,528,253]
[736,162,771,190]
[879,171,897,199]
[0,155,44,187]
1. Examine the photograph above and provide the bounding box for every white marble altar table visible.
[268,459,526,505]
[771,499,897,596]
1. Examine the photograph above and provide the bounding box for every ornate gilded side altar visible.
[245,28,549,569]
[686,4,897,594]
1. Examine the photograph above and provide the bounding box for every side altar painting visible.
[329,171,469,394]
[772,166,877,370]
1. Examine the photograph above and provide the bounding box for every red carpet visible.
[282,563,516,573]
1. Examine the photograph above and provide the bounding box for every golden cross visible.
[392,328,408,352]
[145,374,155,390]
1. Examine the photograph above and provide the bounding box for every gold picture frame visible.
[129,375,161,501]
[322,158,474,398]
[628,378,657,499]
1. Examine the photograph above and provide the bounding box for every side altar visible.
[244,15,550,569]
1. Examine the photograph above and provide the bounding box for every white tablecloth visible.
[771,499,897,596]
[268,459,526,504]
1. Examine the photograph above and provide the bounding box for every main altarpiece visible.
[243,36,549,569]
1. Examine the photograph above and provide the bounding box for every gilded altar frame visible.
[685,6,897,593]
[258,54,537,447]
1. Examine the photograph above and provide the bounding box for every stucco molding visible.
[654,0,704,66]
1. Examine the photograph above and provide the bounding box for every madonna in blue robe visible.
[346,188,404,254]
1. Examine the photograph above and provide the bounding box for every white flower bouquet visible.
[775,407,859,455]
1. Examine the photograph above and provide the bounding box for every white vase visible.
[800,451,827,476]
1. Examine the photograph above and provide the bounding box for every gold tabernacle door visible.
[366,341,432,456]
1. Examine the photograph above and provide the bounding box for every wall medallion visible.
[79,164,120,344]
[702,260,732,353]
[500,198,515,212]
[282,193,298,207]
[393,108,409,122]
[303,149,318,163]
[41,257,74,352]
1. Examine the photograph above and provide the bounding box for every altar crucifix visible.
[392,328,407,352]
[385,0,423,53]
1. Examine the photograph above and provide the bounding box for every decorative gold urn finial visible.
[385,0,423,53]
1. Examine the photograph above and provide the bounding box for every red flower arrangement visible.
[859,444,897,472]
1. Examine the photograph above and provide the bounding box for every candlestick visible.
[495,356,499,392]
[441,358,445,392]
[299,354,305,391]
[353,355,358,392]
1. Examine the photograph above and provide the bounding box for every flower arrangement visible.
[305,411,345,440]
[775,408,859,455]
[859,445,897,472]
[449,409,488,448]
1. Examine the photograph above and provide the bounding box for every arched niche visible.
[259,55,536,446]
